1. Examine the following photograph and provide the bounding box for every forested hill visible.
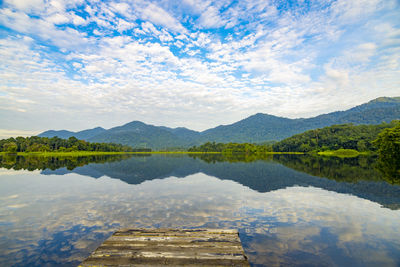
[37,97,400,149]
[272,122,398,152]
[39,127,106,140]
[88,121,197,150]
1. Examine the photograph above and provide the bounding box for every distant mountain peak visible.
[38,126,106,140]
[123,120,147,126]
[370,96,400,103]
[251,113,285,118]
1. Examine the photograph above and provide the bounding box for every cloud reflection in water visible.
[0,170,399,266]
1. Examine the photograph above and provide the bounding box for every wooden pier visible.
[80,228,250,266]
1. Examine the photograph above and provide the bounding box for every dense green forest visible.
[272,121,399,152]
[0,136,136,153]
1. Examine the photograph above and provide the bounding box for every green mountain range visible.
[38,97,400,149]
[39,127,106,140]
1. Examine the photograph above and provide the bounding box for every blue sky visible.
[0,0,399,136]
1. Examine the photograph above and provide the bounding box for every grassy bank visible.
[317,149,371,158]
[170,151,304,155]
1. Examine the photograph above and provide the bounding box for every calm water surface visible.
[0,154,399,266]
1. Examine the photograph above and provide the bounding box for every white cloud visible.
[0,0,399,132]
[198,5,225,28]
[344,43,377,63]
[330,0,390,22]
[70,13,86,25]
[324,65,349,86]
[0,8,89,49]
[109,2,131,17]
[72,62,82,68]
[116,18,136,33]
[47,13,69,24]
[3,0,46,13]
[92,29,101,35]
[139,2,187,33]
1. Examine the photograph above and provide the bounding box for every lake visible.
[0,153,399,266]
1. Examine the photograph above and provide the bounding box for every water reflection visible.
[2,153,396,185]
[0,154,133,171]
[17,154,399,210]
[0,154,400,266]
[190,153,397,184]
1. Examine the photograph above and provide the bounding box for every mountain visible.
[87,121,195,149]
[159,126,201,142]
[304,97,400,126]
[73,127,107,140]
[38,127,106,140]
[38,130,75,139]
[199,97,400,143]
[199,113,294,143]
[37,96,400,149]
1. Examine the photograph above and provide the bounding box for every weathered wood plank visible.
[96,245,244,254]
[115,228,238,235]
[80,228,250,266]
[106,235,240,243]
[81,256,248,266]
[90,251,246,260]
[96,246,243,255]
[100,240,243,248]
[112,230,240,238]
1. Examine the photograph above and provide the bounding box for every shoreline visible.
[0,151,305,157]
[0,150,373,158]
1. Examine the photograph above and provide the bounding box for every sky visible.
[0,0,399,137]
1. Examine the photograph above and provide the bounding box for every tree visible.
[3,142,17,153]
[373,123,400,183]
[357,140,367,151]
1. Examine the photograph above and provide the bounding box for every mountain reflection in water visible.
[0,154,400,266]
[5,153,395,210]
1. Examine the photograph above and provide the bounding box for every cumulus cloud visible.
[138,2,187,33]
[0,8,89,49]
[198,5,226,28]
[0,0,399,132]
[3,0,46,13]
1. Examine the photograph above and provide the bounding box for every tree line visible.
[0,136,137,152]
